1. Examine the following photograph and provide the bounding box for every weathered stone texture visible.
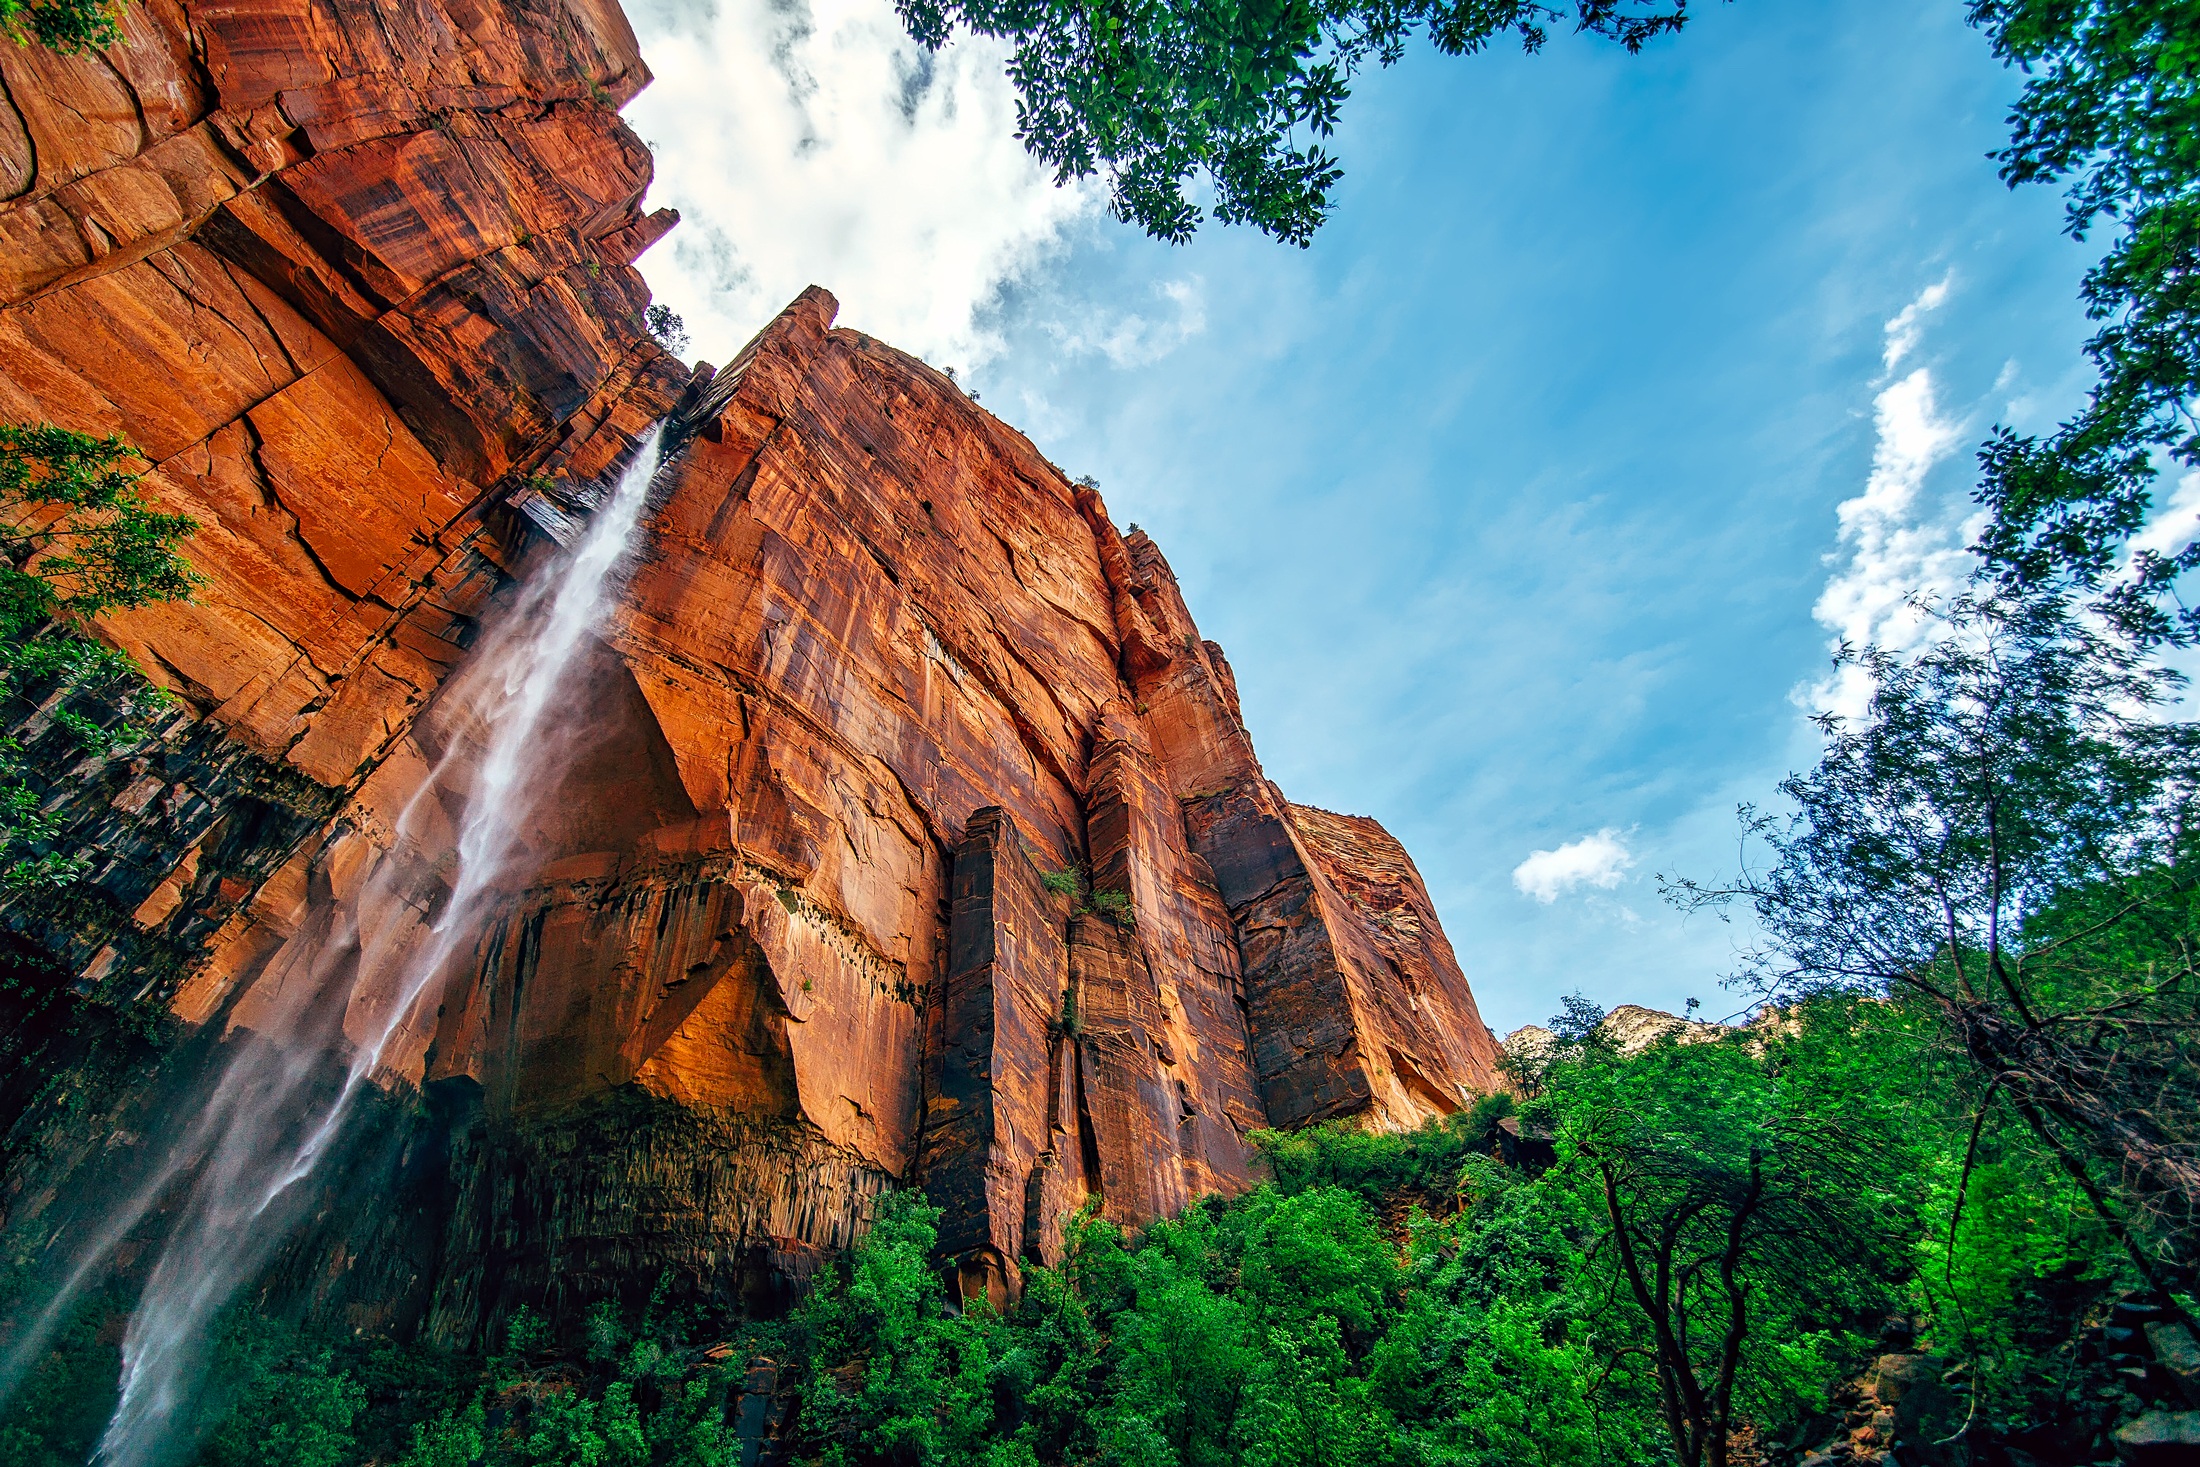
[1289,804,1502,1116]
[925,807,1068,1306]
[0,0,689,1061]
[1,0,1500,1331]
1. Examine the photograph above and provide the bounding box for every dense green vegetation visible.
[2,987,2168,1467]
[749,995,2155,1467]
[0,564,2187,1466]
[1672,593,2200,1297]
[3,2,2194,1464]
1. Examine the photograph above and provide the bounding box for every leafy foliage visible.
[0,0,120,51]
[0,423,197,888]
[6,995,2153,1467]
[643,305,691,356]
[1040,863,1136,929]
[768,1008,2016,1467]
[0,1277,124,1467]
[1673,594,2200,1290]
[193,1318,367,1467]
[788,1193,999,1466]
[893,0,1692,244]
[1963,0,2200,639]
[1554,1026,1917,1465]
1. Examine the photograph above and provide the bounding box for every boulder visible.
[2148,1323,2200,1406]
[2112,1410,2200,1466]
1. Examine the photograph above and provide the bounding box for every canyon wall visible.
[0,0,1499,1334]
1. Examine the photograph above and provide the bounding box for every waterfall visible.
[0,426,664,1466]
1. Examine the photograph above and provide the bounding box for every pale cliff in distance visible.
[0,0,1500,1332]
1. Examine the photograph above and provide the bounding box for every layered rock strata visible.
[0,0,688,1025]
[0,0,1501,1334]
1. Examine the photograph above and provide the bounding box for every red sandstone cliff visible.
[0,0,1499,1329]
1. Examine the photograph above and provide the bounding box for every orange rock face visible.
[1,0,1499,1330]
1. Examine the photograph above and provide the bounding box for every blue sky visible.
[627,0,2104,1033]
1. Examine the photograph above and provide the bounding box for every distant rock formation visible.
[1503,1002,1727,1064]
[0,0,1500,1334]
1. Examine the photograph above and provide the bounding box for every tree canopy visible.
[11,990,2153,1467]
[1673,594,2200,1301]
[1965,0,2200,639]
[894,0,1691,244]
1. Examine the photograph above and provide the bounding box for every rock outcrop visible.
[0,0,1500,1334]
[1503,1002,1727,1066]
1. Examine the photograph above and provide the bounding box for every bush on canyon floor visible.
[381,1291,747,1467]
[0,1274,126,1467]
[768,997,2049,1467]
[3,996,2155,1467]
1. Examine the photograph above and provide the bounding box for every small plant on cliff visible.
[1090,889,1134,930]
[1040,863,1135,930]
[0,422,198,887]
[1,0,121,51]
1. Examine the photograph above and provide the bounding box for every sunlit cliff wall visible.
[0,0,1499,1335]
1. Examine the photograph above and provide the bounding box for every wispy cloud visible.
[1881,276,1951,372]
[1513,830,1635,903]
[622,0,1101,370]
[1044,277,1209,368]
[1809,276,1978,718]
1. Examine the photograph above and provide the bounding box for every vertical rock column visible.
[925,809,1070,1308]
[1081,702,1266,1205]
[1065,915,1189,1229]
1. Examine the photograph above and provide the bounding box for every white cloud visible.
[1045,277,1209,368]
[1808,278,1978,719]
[1513,830,1634,903]
[622,0,1103,370]
[1880,274,1950,373]
[2127,471,2200,565]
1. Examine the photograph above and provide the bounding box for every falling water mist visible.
[0,426,666,1466]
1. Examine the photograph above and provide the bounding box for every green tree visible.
[1233,1317,1392,1467]
[1673,594,2200,1298]
[0,423,196,888]
[893,0,1691,245]
[385,1294,740,1467]
[1963,0,2200,640]
[1552,1030,1913,1467]
[790,1191,1001,1467]
[195,1352,365,1467]
[1366,1167,1636,1467]
[395,1396,487,1467]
